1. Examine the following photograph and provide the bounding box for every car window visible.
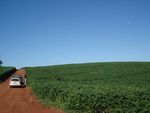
[11,79,19,82]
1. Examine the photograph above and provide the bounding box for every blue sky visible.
[0,0,150,68]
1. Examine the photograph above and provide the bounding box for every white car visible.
[9,77,21,87]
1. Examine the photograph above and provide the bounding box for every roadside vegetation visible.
[25,62,150,113]
[0,67,16,83]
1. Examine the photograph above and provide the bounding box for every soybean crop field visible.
[0,66,14,74]
[25,62,150,113]
[0,66,15,83]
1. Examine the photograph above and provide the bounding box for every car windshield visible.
[11,79,19,82]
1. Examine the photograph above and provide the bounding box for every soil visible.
[0,69,64,113]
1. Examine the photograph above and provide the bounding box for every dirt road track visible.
[0,69,64,113]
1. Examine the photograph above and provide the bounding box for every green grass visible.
[25,62,150,113]
[0,66,15,83]
[0,66,13,74]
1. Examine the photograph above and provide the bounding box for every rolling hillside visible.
[25,62,150,113]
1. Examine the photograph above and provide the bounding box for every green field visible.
[0,66,15,83]
[0,66,13,74]
[25,62,150,113]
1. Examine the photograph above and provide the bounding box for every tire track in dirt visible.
[0,69,64,113]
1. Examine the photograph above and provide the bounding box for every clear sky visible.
[0,0,150,68]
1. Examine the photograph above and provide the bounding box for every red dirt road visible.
[0,69,64,113]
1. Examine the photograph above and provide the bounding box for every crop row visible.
[28,80,150,113]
